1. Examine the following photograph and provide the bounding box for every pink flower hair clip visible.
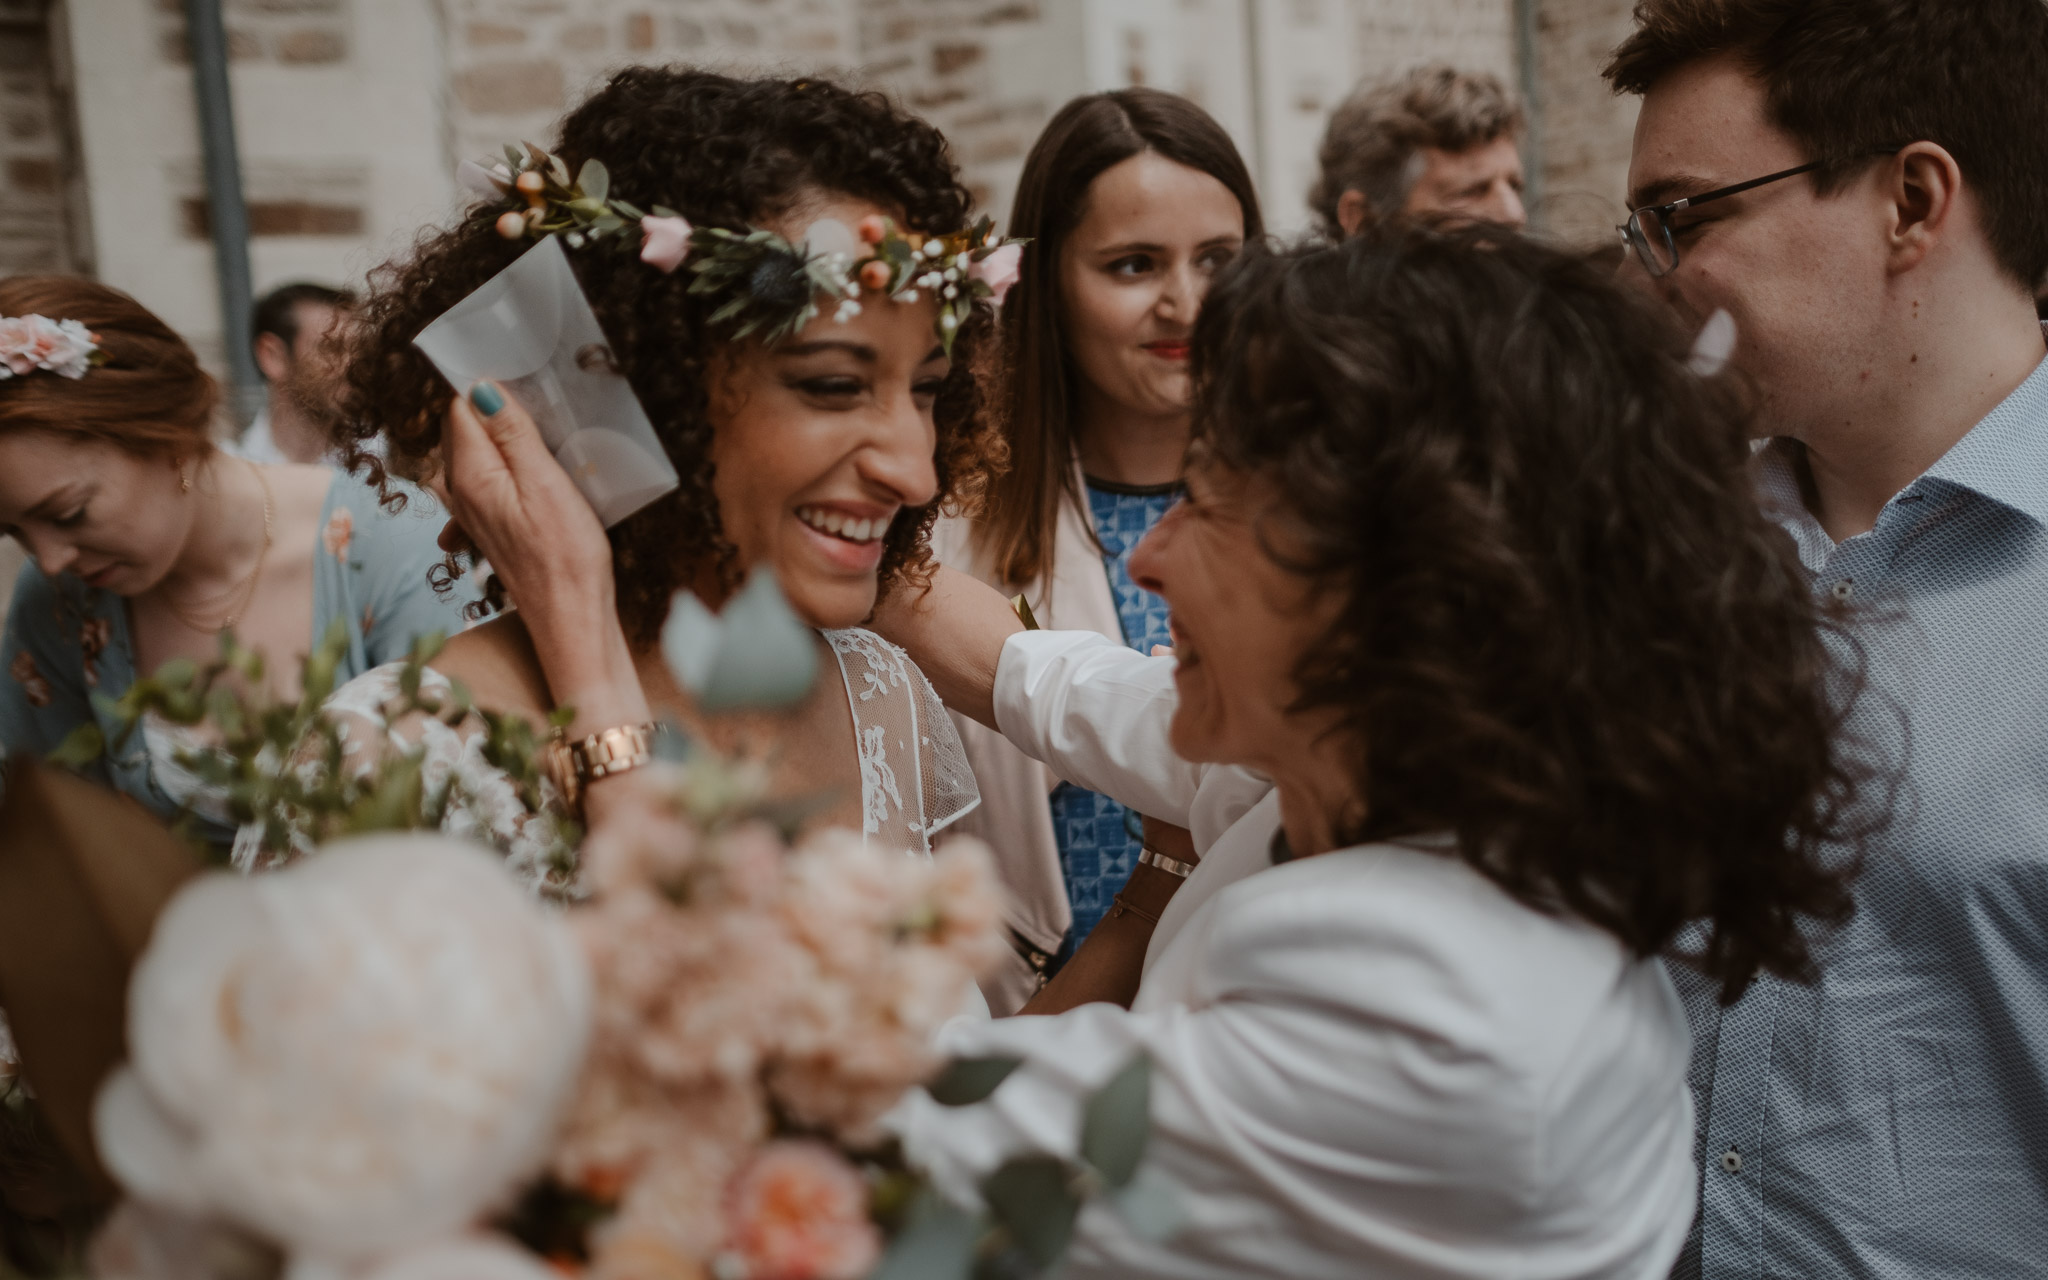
[0,314,103,381]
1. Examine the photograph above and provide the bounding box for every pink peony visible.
[721,1142,880,1280]
[968,243,1024,305]
[640,216,694,274]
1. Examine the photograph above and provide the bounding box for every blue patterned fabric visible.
[1673,343,2048,1279]
[1048,480,1180,952]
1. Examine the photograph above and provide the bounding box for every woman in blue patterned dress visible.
[0,277,469,846]
[933,89,1263,1002]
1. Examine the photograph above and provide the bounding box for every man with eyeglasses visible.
[1606,2,2048,1277]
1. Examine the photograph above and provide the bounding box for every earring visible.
[179,458,191,493]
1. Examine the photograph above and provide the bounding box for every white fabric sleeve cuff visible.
[991,629,1205,829]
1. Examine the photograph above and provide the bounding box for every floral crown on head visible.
[460,142,1026,354]
[0,314,103,381]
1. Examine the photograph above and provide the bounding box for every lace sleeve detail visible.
[230,663,578,897]
[823,628,980,858]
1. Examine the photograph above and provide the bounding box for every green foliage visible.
[52,623,577,869]
[978,1157,1080,1270]
[1079,1054,1150,1188]
[924,1057,1022,1107]
[882,1051,1171,1279]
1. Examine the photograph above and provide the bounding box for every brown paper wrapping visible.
[0,758,199,1193]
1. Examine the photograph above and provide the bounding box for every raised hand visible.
[442,381,650,735]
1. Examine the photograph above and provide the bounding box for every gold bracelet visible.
[543,721,656,819]
[1109,893,1161,927]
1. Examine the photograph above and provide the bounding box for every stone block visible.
[467,22,527,47]
[623,13,655,50]
[6,157,57,194]
[455,58,567,114]
[275,27,348,63]
[933,41,982,75]
[180,197,366,237]
[562,21,608,50]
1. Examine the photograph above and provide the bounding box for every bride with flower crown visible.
[241,68,1023,895]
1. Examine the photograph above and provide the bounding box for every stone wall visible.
[0,0,85,276]
[1530,0,1638,246]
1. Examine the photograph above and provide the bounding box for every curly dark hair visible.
[338,68,998,644]
[1191,228,1888,1003]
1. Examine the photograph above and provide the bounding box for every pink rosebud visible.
[968,242,1024,306]
[495,211,526,240]
[857,260,892,293]
[856,215,888,245]
[723,1142,880,1280]
[639,215,694,274]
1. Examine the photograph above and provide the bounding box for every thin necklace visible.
[165,460,275,634]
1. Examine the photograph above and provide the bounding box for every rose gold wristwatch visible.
[543,722,656,818]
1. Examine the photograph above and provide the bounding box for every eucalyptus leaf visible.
[47,721,104,769]
[866,1189,982,1280]
[1111,1166,1187,1241]
[577,158,609,203]
[344,752,426,834]
[1080,1053,1151,1188]
[981,1157,1080,1269]
[927,1056,1024,1106]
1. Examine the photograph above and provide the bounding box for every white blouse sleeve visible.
[991,630,1266,850]
[888,846,1698,1280]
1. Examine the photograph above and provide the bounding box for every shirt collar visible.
[1916,329,2048,529]
[1753,440,1834,573]
[1756,325,2048,562]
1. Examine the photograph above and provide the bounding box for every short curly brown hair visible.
[338,68,998,645]
[1191,228,1889,1003]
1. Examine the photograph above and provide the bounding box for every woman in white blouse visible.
[462,228,1880,1276]
[873,229,1881,1277]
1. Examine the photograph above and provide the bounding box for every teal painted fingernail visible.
[469,381,504,416]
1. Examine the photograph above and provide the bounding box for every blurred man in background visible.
[1309,64,1527,238]
[231,281,353,465]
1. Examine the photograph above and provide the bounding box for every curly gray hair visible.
[1308,65,1524,237]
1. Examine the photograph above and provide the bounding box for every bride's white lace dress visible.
[232,628,979,894]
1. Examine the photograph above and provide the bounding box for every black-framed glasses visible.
[1618,150,1902,277]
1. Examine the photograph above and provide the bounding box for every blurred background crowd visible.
[0,0,1641,516]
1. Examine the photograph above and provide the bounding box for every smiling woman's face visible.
[1059,152,1245,423]
[0,430,194,596]
[704,193,949,629]
[1128,458,1338,774]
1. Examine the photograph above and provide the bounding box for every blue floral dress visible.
[0,472,470,845]
[1047,477,1181,957]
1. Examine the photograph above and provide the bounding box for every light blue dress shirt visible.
[1673,338,2048,1277]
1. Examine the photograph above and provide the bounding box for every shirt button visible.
[1830,578,1855,601]
[1721,1147,1743,1174]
